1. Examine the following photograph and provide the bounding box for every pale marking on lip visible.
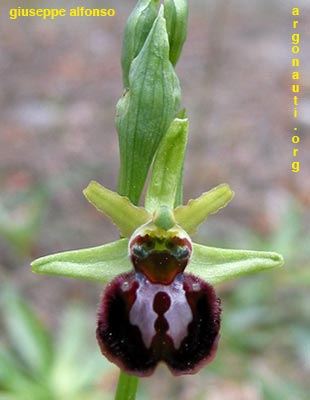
[129,275,193,349]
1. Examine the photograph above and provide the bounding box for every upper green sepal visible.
[31,239,131,283]
[83,181,151,238]
[145,117,188,213]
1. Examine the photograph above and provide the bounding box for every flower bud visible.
[121,0,159,88]
[116,6,181,205]
[164,0,188,66]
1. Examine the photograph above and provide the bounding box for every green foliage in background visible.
[0,289,112,400]
[0,185,46,255]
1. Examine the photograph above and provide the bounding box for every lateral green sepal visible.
[188,243,284,285]
[31,239,131,283]
[83,181,151,238]
[145,117,188,213]
[174,184,234,235]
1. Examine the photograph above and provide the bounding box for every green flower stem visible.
[115,371,139,400]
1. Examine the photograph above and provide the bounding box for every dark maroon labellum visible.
[96,225,221,376]
[97,272,220,376]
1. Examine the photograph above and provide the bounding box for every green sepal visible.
[174,184,234,235]
[188,243,284,285]
[31,239,131,283]
[83,181,151,238]
[121,0,159,88]
[164,0,188,66]
[116,5,181,205]
[145,117,188,213]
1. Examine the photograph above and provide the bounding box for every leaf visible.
[145,117,188,213]
[31,239,131,283]
[174,184,234,235]
[0,347,29,391]
[188,243,284,285]
[83,181,151,238]
[50,307,104,397]
[0,290,54,375]
[0,347,51,399]
[116,5,181,205]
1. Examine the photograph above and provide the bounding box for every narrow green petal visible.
[83,181,151,238]
[174,184,234,235]
[145,117,188,213]
[31,239,131,283]
[188,243,284,285]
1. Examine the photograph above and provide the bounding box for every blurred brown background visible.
[0,1,309,399]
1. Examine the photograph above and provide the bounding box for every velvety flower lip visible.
[95,219,221,376]
[96,271,221,376]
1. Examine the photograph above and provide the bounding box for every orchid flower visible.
[31,119,283,376]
